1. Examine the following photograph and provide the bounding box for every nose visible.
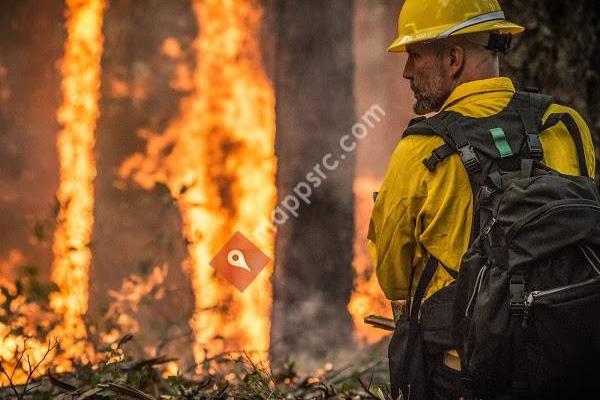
[403,55,414,81]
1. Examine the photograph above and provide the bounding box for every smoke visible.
[0,0,415,370]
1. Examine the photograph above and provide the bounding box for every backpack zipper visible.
[465,262,490,318]
[481,217,496,240]
[522,278,600,327]
[506,201,600,244]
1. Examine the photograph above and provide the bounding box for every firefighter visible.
[368,0,596,398]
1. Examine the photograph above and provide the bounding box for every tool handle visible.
[364,315,395,331]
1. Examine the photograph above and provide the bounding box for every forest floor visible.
[0,338,391,400]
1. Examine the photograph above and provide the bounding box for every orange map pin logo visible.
[210,231,270,292]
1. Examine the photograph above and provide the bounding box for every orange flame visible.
[100,264,169,344]
[49,0,106,369]
[0,251,58,384]
[119,0,276,363]
[349,176,391,344]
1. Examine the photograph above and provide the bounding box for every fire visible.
[100,265,168,344]
[119,0,276,364]
[49,0,106,368]
[349,176,391,343]
[0,251,58,384]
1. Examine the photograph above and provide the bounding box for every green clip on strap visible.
[490,127,513,158]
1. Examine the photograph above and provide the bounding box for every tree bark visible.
[92,0,194,361]
[0,0,64,279]
[270,0,356,362]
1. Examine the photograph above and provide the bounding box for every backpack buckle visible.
[526,132,543,160]
[509,275,526,316]
[458,144,481,175]
[424,148,443,172]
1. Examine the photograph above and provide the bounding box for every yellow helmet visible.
[388,0,525,52]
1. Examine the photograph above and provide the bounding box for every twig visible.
[102,382,157,400]
[47,369,77,392]
[358,376,381,400]
[21,339,58,397]
[9,339,28,384]
[327,359,384,385]
[0,359,21,400]
[120,355,178,371]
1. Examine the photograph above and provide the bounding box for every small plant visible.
[0,339,57,400]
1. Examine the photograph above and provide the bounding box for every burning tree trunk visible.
[270,0,356,362]
[92,0,195,362]
[112,0,277,363]
[502,0,600,179]
[49,0,107,365]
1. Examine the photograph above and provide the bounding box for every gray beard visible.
[412,74,450,115]
[414,96,444,115]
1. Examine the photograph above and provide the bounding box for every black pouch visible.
[458,244,600,397]
[388,317,428,400]
[421,283,456,355]
[388,257,455,400]
[524,275,600,397]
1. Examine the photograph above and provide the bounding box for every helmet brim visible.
[387,20,525,53]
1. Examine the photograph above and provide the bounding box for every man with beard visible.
[367,0,596,399]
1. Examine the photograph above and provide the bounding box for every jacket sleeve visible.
[368,134,473,301]
[541,104,596,179]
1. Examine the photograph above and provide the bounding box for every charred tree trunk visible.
[502,0,600,179]
[0,0,64,279]
[270,0,356,362]
[92,0,194,360]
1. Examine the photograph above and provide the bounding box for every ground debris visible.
[0,347,391,400]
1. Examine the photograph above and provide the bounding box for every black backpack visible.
[396,91,600,399]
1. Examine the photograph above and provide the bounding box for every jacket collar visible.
[440,77,516,111]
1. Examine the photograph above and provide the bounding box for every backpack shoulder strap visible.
[403,112,468,172]
[508,91,553,160]
[403,115,441,137]
[542,112,591,177]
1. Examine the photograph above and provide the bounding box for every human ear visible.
[447,45,465,79]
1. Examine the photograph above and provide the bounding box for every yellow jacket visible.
[368,77,596,301]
